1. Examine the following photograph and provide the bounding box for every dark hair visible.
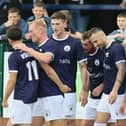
[82,31,90,40]
[6,26,22,40]
[59,10,72,24]
[33,1,45,9]
[51,11,66,21]
[8,7,21,15]
[117,12,126,18]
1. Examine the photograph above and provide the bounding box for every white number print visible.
[26,60,39,81]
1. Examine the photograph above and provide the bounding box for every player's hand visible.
[4,20,14,27]
[59,84,72,93]
[120,100,126,115]
[108,91,117,104]
[14,43,28,52]
[2,100,8,108]
[79,90,88,107]
[92,83,103,96]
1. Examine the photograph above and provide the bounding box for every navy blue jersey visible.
[86,48,104,99]
[36,39,63,97]
[8,50,39,103]
[37,35,87,97]
[103,42,126,94]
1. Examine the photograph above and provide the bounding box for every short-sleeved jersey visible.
[37,35,87,97]
[103,42,126,94]
[8,50,39,103]
[86,48,104,99]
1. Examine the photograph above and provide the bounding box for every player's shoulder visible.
[8,50,20,61]
[111,41,124,50]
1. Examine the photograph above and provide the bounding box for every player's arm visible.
[109,62,126,104]
[112,62,125,92]
[92,83,104,96]
[14,43,52,64]
[39,62,71,93]
[2,72,17,107]
[79,62,88,91]
[14,43,71,92]
[79,62,89,106]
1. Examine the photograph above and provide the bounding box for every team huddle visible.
[1,2,126,126]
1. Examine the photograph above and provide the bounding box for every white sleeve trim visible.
[115,60,126,64]
[78,58,87,63]
[9,70,18,73]
[45,52,55,60]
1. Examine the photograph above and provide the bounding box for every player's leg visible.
[76,102,85,126]
[10,100,33,126]
[6,119,13,126]
[6,112,32,126]
[94,93,112,126]
[114,94,126,126]
[19,124,31,126]
[32,117,45,126]
[42,95,64,126]
[107,122,117,126]
[81,98,100,126]
[117,119,126,126]
[46,119,64,126]
[32,98,45,126]
[63,93,76,126]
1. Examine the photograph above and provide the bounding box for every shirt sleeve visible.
[8,53,18,72]
[113,44,126,64]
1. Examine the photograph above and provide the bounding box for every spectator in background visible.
[0,0,11,25]
[87,0,122,34]
[120,0,126,9]
[41,0,88,33]
[59,10,82,40]
[0,7,26,41]
[0,0,22,25]
[24,1,52,39]
[108,12,126,46]
[60,0,88,33]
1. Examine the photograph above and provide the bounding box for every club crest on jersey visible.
[105,52,109,58]
[64,45,71,52]
[94,59,100,66]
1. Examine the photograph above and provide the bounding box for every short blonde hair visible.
[30,18,47,28]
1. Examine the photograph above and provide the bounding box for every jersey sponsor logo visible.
[94,59,100,66]
[103,63,111,70]
[64,45,71,52]
[89,72,103,78]
[59,59,70,64]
